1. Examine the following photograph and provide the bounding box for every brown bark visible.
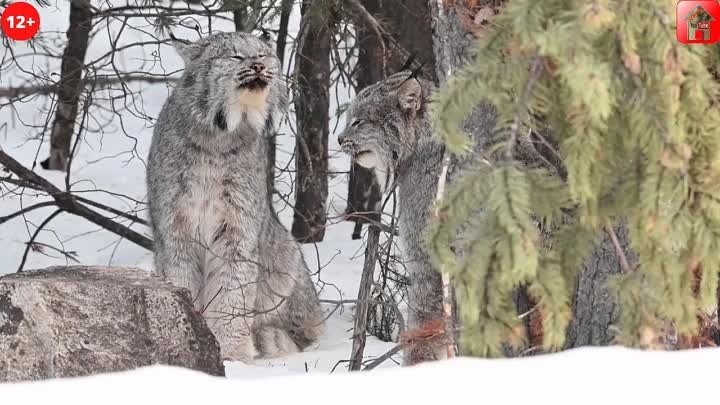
[564,226,626,347]
[371,0,437,79]
[41,0,93,172]
[291,0,334,243]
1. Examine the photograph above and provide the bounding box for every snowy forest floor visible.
[3,346,720,404]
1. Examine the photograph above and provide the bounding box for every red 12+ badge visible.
[1,2,40,42]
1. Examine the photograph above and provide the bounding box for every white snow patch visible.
[2,347,719,404]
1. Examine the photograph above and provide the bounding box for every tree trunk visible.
[291,0,334,243]
[41,0,92,171]
[429,0,620,353]
[231,0,264,32]
[233,7,248,32]
[344,0,438,239]
[373,0,437,79]
[276,0,294,66]
[565,226,627,347]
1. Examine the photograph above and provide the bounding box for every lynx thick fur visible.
[338,72,446,364]
[147,32,323,363]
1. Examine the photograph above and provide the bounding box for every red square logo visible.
[677,1,720,44]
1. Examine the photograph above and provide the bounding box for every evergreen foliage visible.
[426,0,720,356]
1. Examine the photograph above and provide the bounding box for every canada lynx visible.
[338,72,447,363]
[147,32,323,363]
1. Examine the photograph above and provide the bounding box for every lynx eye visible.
[257,54,268,58]
[351,119,363,128]
[231,55,246,61]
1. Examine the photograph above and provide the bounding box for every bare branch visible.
[362,343,403,371]
[17,209,63,273]
[0,201,56,225]
[0,150,154,251]
[0,75,179,99]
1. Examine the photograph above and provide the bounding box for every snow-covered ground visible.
[3,346,720,404]
[1,1,397,378]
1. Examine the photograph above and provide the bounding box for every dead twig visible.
[605,221,632,273]
[17,209,64,272]
[362,343,403,371]
[348,224,382,371]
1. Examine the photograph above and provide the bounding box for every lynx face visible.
[338,72,425,191]
[173,32,283,133]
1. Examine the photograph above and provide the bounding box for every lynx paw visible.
[254,327,300,359]
[218,336,258,364]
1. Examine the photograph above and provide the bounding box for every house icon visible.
[685,4,715,41]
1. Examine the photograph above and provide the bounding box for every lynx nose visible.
[251,62,265,73]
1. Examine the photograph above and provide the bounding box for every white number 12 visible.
[6,15,27,29]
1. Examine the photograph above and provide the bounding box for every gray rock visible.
[0,266,225,382]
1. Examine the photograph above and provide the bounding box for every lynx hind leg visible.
[254,272,322,358]
[257,239,324,353]
[282,268,324,350]
[201,243,261,363]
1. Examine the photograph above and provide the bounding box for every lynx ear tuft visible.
[259,29,273,44]
[169,33,204,63]
[397,78,422,113]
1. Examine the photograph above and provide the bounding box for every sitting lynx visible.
[337,72,446,364]
[147,32,323,363]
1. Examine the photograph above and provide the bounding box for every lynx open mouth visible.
[238,77,268,90]
[340,140,373,160]
[339,140,354,153]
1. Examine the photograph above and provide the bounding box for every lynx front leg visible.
[153,235,203,310]
[405,259,447,365]
[202,239,261,363]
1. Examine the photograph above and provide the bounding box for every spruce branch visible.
[505,56,543,160]
[429,0,720,350]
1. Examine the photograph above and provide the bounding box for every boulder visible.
[0,266,224,382]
